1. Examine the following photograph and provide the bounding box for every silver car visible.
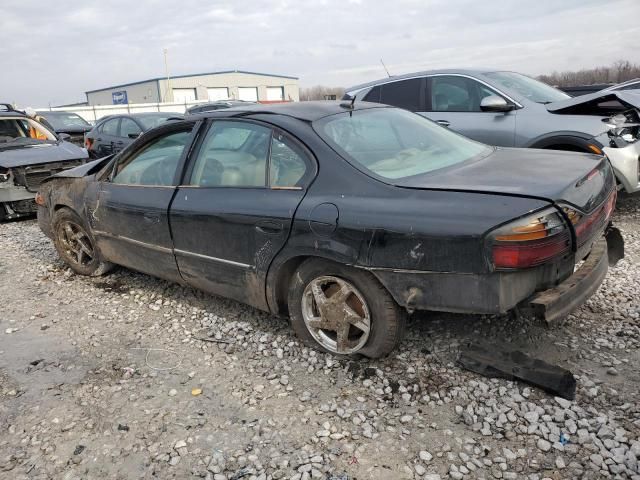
[344,69,640,193]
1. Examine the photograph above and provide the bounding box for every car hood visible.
[399,147,614,213]
[50,156,113,179]
[0,142,88,168]
[546,90,640,113]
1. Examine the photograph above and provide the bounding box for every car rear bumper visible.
[368,231,621,319]
[524,236,609,322]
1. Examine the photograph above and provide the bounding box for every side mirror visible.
[128,132,141,139]
[58,132,72,142]
[480,95,514,112]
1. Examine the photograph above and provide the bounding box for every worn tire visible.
[288,258,406,358]
[52,208,113,276]
[0,203,6,223]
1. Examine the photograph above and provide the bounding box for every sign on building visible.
[112,91,128,104]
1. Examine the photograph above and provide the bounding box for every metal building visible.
[85,70,299,106]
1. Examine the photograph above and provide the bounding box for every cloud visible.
[0,0,638,106]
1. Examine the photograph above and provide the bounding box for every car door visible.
[118,117,143,153]
[95,117,121,156]
[91,121,196,281]
[169,119,315,310]
[421,75,517,146]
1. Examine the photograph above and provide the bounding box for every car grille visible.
[13,159,85,192]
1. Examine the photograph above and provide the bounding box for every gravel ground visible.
[1,198,640,480]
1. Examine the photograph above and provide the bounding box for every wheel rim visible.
[301,275,371,354]
[57,220,95,267]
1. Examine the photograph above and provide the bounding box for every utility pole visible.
[163,48,171,102]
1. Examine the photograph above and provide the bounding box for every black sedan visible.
[84,112,180,158]
[36,102,621,357]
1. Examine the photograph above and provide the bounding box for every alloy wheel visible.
[57,220,95,267]
[301,275,371,354]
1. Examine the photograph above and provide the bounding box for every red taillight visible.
[570,190,616,246]
[490,208,570,269]
[85,137,93,149]
[493,233,571,269]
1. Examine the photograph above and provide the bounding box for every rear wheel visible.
[52,208,112,276]
[288,259,405,358]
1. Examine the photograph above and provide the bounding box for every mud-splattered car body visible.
[0,104,88,220]
[37,102,622,356]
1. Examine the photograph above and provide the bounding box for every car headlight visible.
[0,167,10,183]
[605,109,640,146]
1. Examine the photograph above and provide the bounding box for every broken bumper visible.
[525,232,621,322]
[600,138,640,193]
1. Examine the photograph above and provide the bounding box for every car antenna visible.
[380,58,391,77]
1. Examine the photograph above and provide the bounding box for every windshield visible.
[315,107,491,180]
[484,71,570,104]
[39,111,90,129]
[0,117,57,148]
[137,115,178,130]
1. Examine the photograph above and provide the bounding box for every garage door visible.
[238,87,258,102]
[207,87,229,101]
[266,87,284,101]
[173,88,196,103]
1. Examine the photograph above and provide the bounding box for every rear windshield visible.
[314,107,490,180]
[137,115,179,130]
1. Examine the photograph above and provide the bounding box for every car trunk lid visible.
[397,147,615,213]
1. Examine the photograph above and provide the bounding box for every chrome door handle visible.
[435,120,451,127]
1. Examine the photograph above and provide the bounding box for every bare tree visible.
[538,60,640,87]
[300,86,345,101]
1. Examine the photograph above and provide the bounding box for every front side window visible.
[189,121,270,187]
[112,130,191,186]
[101,118,120,136]
[484,71,569,103]
[120,118,142,138]
[315,107,490,180]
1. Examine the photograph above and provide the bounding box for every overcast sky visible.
[1,0,639,107]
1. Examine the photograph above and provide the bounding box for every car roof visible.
[186,100,386,122]
[0,103,26,118]
[344,68,502,93]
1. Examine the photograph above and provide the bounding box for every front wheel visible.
[52,208,112,276]
[288,259,406,358]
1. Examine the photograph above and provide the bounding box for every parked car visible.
[343,69,640,193]
[185,100,256,114]
[561,79,640,97]
[84,112,181,158]
[36,110,92,147]
[36,102,621,357]
[0,104,88,221]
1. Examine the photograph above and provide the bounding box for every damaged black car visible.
[37,102,622,357]
[0,104,88,220]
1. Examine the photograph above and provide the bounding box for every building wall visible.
[86,80,160,106]
[158,72,298,103]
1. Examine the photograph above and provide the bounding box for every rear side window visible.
[189,121,271,187]
[364,79,423,111]
[101,118,119,135]
[270,132,308,187]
